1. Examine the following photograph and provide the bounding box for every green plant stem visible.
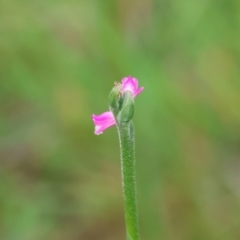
[116,121,139,240]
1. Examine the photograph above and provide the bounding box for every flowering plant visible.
[92,76,144,240]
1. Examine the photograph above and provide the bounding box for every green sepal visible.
[117,91,134,123]
[108,83,122,116]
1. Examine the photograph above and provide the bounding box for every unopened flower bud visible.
[109,82,122,115]
[117,91,134,123]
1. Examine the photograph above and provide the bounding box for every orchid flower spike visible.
[92,76,143,135]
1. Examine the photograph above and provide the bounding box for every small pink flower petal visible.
[121,76,144,98]
[92,111,116,135]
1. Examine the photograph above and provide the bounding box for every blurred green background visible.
[1,0,240,239]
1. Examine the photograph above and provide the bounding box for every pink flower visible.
[92,77,143,135]
[121,76,144,97]
[92,111,116,135]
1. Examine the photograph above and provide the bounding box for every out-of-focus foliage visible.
[1,0,240,239]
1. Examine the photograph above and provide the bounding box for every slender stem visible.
[116,121,139,240]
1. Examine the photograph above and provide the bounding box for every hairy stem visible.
[117,121,139,240]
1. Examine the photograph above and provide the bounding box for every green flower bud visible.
[117,91,134,123]
[108,82,122,116]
